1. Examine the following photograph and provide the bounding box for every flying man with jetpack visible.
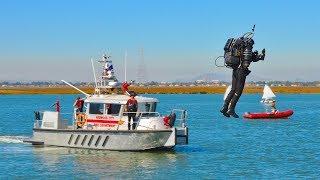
[218,25,266,118]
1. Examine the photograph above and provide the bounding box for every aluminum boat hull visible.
[25,128,175,151]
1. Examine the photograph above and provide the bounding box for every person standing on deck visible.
[51,100,60,112]
[126,93,138,130]
[74,97,84,113]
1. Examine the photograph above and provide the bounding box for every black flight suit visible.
[221,38,265,118]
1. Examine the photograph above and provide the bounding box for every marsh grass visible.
[1,86,320,95]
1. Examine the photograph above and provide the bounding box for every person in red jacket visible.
[74,97,84,112]
[52,100,60,112]
[122,80,134,94]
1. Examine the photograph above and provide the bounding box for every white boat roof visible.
[85,94,159,104]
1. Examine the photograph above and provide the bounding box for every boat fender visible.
[76,114,87,128]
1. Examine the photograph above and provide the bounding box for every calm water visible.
[0,94,319,178]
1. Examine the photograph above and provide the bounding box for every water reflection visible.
[32,146,185,176]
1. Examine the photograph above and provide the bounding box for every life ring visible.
[76,114,87,128]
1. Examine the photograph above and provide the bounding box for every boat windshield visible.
[89,103,121,116]
[139,102,158,117]
[140,102,157,112]
[89,103,104,114]
[105,103,121,116]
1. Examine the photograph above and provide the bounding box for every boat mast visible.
[95,54,121,94]
[125,51,127,82]
[91,58,98,88]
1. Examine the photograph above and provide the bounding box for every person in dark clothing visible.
[126,93,138,130]
[220,35,265,118]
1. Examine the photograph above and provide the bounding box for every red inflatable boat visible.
[243,109,294,119]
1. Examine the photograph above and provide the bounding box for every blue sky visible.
[0,0,319,82]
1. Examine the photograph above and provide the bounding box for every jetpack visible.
[214,25,261,68]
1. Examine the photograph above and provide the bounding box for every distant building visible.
[195,80,204,84]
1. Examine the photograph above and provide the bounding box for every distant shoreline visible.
[1,86,320,95]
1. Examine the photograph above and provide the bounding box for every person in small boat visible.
[220,35,265,118]
[270,100,277,113]
[126,92,138,130]
[74,97,84,113]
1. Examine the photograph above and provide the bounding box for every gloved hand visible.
[260,49,266,60]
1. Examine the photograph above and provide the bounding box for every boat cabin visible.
[78,94,160,130]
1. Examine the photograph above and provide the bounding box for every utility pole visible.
[136,48,147,83]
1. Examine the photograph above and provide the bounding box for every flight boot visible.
[227,109,239,118]
[220,105,230,117]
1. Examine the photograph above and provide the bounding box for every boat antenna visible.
[91,58,98,87]
[61,80,90,96]
[124,50,127,82]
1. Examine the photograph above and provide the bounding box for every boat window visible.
[137,103,156,112]
[105,104,121,116]
[143,102,157,112]
[140,102,158,117]
[145,103,151,112]
[151,102,157,112]
[84,103,89,113]
[137,103,144,112]
[89,103,104,114]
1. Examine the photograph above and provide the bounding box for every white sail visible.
[262,85,276,100]
[223,85,232,100]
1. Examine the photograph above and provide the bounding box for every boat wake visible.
[0,135,29,144]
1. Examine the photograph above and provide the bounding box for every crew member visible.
[220,35,266,118]
[121,80,134,94]
[74,97,84,113]
[126,92,138,130]
[51,100,60,112]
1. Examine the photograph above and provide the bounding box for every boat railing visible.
[34,119,42,128]
[33,111,71,129]
[124,110,187,128]
[138,112,161,118]
[123,112,161,118]
[171,109,188,128]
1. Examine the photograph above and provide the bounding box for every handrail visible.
[170,109,188,128]
[34,111,74,129]
[171,109,188,119]
[123,111,160,116]
[34,109,187,130]
[34,120,42,128]
[35,111,72,115]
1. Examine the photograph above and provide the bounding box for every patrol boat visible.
[24,55,188,151]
